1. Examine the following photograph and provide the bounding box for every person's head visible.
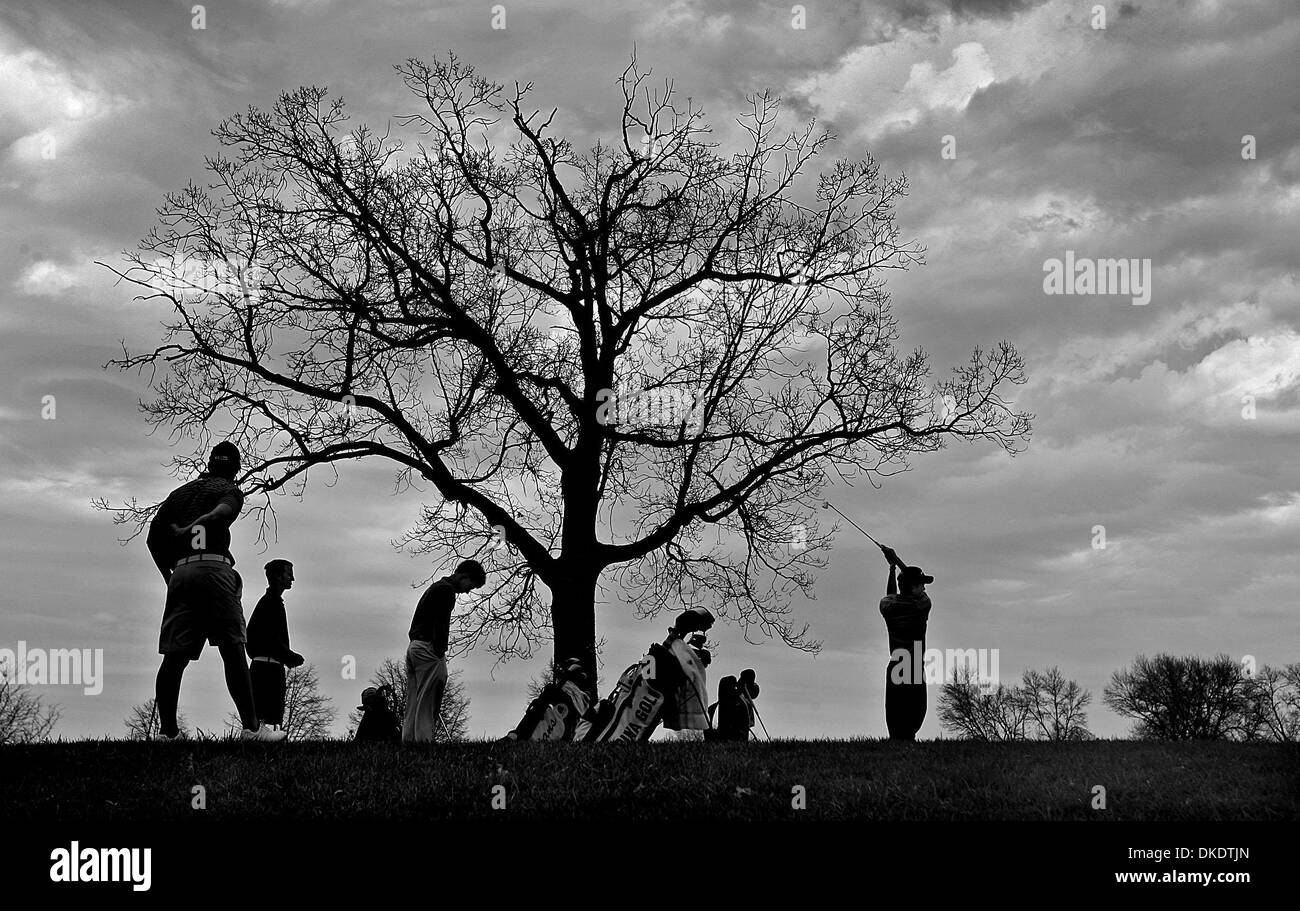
[688,633,711,666]
[265,559,294,591]
[207,441,241,480]
[898,565,934,595]
[739,668,759,698]
[358,686,388,711]
[451,559,486,593]
[672,606,715,636]
[556,658,587,687]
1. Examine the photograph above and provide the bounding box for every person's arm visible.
[276,604,303,666]
[146,517,173,583]
[881,545,902,595]
[174,501,236,537]
[173,486,243,536]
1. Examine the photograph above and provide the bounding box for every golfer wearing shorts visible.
[402,559,486,743]
[146,442,285,742]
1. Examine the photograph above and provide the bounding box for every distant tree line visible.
[115,658,472,742]
[344,657,470,742]
[939,654,1300,742]
[939,665,1093,741]
[0,670,61,744]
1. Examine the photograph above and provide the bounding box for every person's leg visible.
[157,566,201,738]
[401,645,424,743]
[249,661,286,728]
[424,659,449,739]
[206,564,258,731]
[884,660,907,739]
[910,681,928,739]
[155,654,190,738]
[270,663,286,729]
[409,663,439,742]
[249,661,269,727]
[899,683,924,740]
[218,642,258,731]
[404,645,443,743]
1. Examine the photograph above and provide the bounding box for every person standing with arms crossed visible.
[402,559,486,744]
[878,545,934,741]
[146,442,285,742]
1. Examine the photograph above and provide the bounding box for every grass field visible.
[1,739,1296,822]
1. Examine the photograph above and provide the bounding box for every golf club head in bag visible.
[503,658,594,741]
[670,606,715,638]
[583,643,683,742]
[704,669,760,742]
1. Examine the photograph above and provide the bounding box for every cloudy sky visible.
[1,0,1297,741]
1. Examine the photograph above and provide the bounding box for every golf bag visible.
[705,669,759,742]
[505,659,594,741]
[508,678,593,741]
[581,610,715,742]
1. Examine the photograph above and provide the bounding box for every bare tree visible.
[344,657,470,741]
[226,663,336,740]
[99,52,1031,689]
[938,665,1029,741]
[1020,666,1091,741]
[0,672,60,744]
[123,698,190,741]
[1104,654,1255,741]
[1244,663,1300,743]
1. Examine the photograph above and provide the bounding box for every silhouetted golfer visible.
[246,559,304,732]
[355,686,400,742]
[878,546,934,741]
[146,442,285,742]
[402,559,486,743]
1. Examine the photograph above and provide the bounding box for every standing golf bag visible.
[504,660,593,741]
[580,608,715,742]
[705,669,760,741]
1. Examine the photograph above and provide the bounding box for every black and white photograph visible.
[1,0,1295,894]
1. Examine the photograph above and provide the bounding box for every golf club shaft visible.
[824,501,886,549]
[751,701,771,741]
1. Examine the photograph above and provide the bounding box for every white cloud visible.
[640,0,732,41]
[902,41,995,111]
[0,42,128,165]
[15,260,80,296]
[793,2,1065,139]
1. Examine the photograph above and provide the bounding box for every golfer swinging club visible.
[823,501,935,739]
[878,545,934,741]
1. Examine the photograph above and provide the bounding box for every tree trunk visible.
[550,563,600,698]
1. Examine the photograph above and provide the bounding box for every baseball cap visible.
[357,686,382,710]
[208,441,241,477]
[899,565,935,585]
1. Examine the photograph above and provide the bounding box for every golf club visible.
[750,699,771,741]
[821,500,888,551]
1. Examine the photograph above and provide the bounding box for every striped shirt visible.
[146,473,244,573]
[879,592,932,656]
